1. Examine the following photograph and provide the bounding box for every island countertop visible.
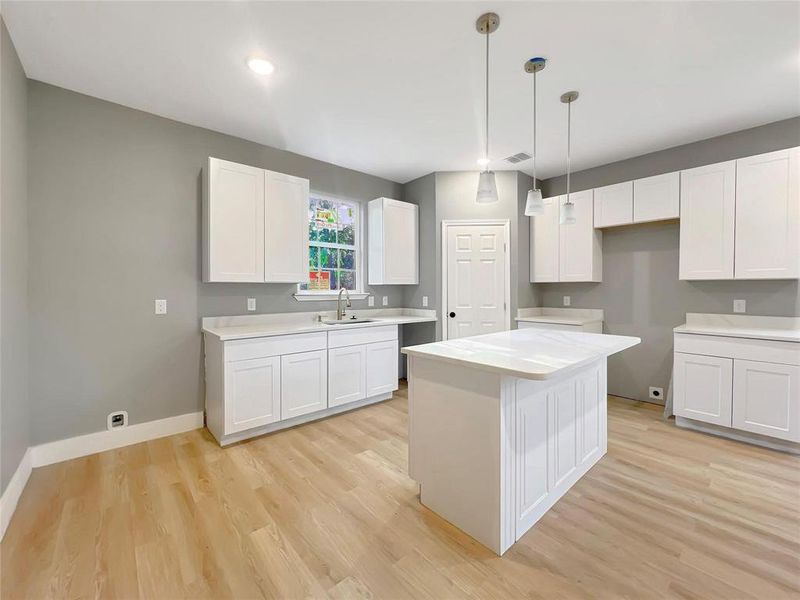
[402,328,640,380]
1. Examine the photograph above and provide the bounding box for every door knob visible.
[449,311,456,318]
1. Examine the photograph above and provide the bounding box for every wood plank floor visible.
[3,383,799,599]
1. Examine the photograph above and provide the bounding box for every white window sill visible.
[293,292,370,302]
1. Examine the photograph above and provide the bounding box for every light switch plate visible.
[368,296,375,307]
[563,296,571,307]
[733,299,746,313]
[154,299,167,315]
[247,298,256,312]
[382,296,388,306]
[422,295,428,307]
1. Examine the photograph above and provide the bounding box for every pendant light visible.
[524,57,546,216]
[559,90,579,225]
[475,13,499,204]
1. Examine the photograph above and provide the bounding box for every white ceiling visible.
[4,1,799,183]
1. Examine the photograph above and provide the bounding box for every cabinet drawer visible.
[225,332,327,362]
[674,333,800,366]
[327,325,398,349]
[518,321,581,332]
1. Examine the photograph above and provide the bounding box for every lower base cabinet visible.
[366,340,400,396]
[281,349,328,420]
[673,352,733,427]
[329,345,367,407]
[732,359,799,442]
[225,356,282,434]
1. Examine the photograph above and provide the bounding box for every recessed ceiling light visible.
[476,158,490,167]
[247,56,275,76]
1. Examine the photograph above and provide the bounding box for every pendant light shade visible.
[475,13,499,204]
[524,57,546,217]
[524,188,544,215]
[559,90,579,225]
[477,171,499,204]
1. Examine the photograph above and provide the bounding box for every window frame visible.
[293,192,368,301]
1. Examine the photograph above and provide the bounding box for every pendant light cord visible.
[532,70,537,187]
[566,97,572,203]
[485,29,490,172]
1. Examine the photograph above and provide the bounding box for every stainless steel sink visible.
[322,318,375,325]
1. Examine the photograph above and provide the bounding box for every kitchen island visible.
[402,328,640,555]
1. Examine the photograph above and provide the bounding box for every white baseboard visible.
[30,411,205,468]
[0,447,32,541]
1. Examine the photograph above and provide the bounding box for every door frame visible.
[441,219,511,341]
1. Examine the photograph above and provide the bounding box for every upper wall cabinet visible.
[734,148,799,279]
[679,160,736,280]
[530,191,602,283]
[368,198,419,285]
[204,157,309,283]
[633,172,680,223]
[594,181,633,228]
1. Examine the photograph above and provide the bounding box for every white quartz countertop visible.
[515,307,604,326]
[402,328,640,380]
[674,313,800,343]
[202,308,436,341]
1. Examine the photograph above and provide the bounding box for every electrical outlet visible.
[563,296,571,307]
[368,296,375,307]
[154,299,167,315]
[649,386,664,401]
[382,296,388,306]
[107,410,128,430]
[733,299,746,313]
[247,298,256,312]
[422,295,428,307]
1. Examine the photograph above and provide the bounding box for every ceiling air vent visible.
[504,152,532,164]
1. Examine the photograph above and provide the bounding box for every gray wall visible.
[27,81,404,445]
[1,20,30,494]
[539,118,800,403]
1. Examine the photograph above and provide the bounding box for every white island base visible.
[404,329,639,555]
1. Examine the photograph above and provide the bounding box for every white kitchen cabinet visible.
[224,356,281,434]
[204,158,265,282]
[593,181,633,228]
[204,157,309,283]
[673,352,732,427]
[328,344,367,407]
[633,171,680,223]
[732,360,799,442]
[679,160,736,280]
[264,170,310,283]
[281,350,327,420]
[734,148,800,280]
[529,196,560,283]
[366,340,400,397]
[368,198,419,285]
[559,191,602,282]
[529,192,601,283]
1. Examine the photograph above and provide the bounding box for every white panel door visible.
[529,196,560,283]
[281,350,327,420]
[225,356,280,434]
[633,172,680,223]
[577,364,604,465]
[734,148,800,280]
[560,190,602,282]
[366,340,399,397]
[593,181,633,228]
[328,345,367,407]
[446,224,508,339]
[206,158,265,282]
[264,170,309,283]
[733,360,799,442]
[673,352,733,426]
[515,386,551,536]
[679,160,736,280]
[382,200,419,284]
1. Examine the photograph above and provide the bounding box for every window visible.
[297,195,362,295]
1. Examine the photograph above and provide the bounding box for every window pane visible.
[322,269,337,290]
[309,246,319,270]
[320,247,336,269]
[315,199,337,225]
[339,270,355,291]
[338,224,355,246]
[308,221,318,242]
[339,248,355,270]
[318,227,337,243]
[338,204,355,226]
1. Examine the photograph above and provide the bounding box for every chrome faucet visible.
[336,287,351,320]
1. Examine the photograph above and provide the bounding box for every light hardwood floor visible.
[2,383,799,599]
